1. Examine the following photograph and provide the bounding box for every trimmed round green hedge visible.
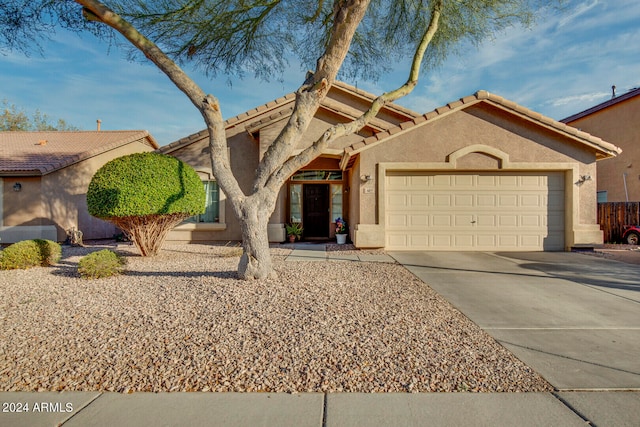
[0,239,62,270]
[87,152,205,218]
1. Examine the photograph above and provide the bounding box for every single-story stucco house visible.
[562,87,640,203]
[0,130,158,243]
[160,81,621,251]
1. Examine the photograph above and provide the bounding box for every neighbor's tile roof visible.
[340,90,622,169]
[0,130,158,176]
[561,87,640,123]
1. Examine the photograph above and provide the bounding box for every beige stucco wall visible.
[1,177,58,242]
[258,110,368,157]
[0,141,155,244]
[353,105,601,249]
[166,110,368,243]
[166,131,262,242]
[566,94,640,202]
[3,177,48,226]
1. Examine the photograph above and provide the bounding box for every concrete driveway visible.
[389,251,640,391]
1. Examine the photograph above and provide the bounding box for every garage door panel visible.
[454,175,474,186]
[498,234,519,247]
[454,194,474,207]
[410,214,429,227]
[498,215,518,227]
[455,214,475,227]
[521,194,542,207]
[499,194,518,207]
[385,172,565,251]
[432,235,453,247]
[388,193,408,207]
[477,215,496,227]
[498,175,519,187]
[410,194,429,207]
[433,175,453,187]
[410,175,429,187]
[387,175,409,188]
[410,234,429,247]
[477,235,497,247]
[432,194,452,207]
[387,214,408,227]
[387,234,408,247]
[477,194,497,207]
[477,175,497,186]
[432,215,451,226]
[548,212,564,229]
[548,191,564,208]
[455,235,474,247]
[521,215,542,227]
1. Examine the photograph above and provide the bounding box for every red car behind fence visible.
[622,225,640,245]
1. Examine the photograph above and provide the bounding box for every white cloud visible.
[547,91,610,108]
[557,0,600,28]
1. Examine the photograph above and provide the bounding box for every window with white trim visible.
[187,180,220,223]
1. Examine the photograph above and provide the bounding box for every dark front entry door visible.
[303,184,330,238]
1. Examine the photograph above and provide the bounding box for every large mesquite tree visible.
[1,0,556,279]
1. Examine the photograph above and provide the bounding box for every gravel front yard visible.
[0,243,552,393]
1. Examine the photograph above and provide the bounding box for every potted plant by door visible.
[335,217,348,244]
[285,223,303,243]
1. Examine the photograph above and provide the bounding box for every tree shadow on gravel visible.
[50,260,239,280]
[123,269,239,279]
[51,259,81,278]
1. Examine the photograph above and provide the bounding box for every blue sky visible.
[1,0,639,146]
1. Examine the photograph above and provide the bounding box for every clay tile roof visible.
[160,79,421,154]
[0,130,158,176]
[341,90,622,165]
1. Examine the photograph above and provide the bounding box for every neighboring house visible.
[562,87,640,202]
[0,130,158,243]
[161,81,621,251]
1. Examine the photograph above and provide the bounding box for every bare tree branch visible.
[253,0,372,192]
[267,0,443,191]
[75,0,245,206]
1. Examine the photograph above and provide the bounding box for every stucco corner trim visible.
[447,144,510,169]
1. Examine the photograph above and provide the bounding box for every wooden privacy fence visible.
[597,202,640,243]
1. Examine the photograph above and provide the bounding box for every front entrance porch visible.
[287,163,346,241]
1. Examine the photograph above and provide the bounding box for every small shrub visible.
[0,239,61,270]
[78,249,126,279]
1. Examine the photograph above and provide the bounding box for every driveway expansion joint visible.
[551,392,594,426]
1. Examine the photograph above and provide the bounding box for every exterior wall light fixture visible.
[13,183,22,192]
[575,175,592,186]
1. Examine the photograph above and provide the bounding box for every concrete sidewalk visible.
[3,391,625,427]
[285,243,396,263]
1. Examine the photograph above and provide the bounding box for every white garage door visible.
[385,172,565,251]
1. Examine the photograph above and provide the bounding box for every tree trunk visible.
[237,202,276,280]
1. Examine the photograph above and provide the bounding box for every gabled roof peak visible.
[341,90,621,168]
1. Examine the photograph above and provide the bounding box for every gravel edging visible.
[0,243,552,393]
